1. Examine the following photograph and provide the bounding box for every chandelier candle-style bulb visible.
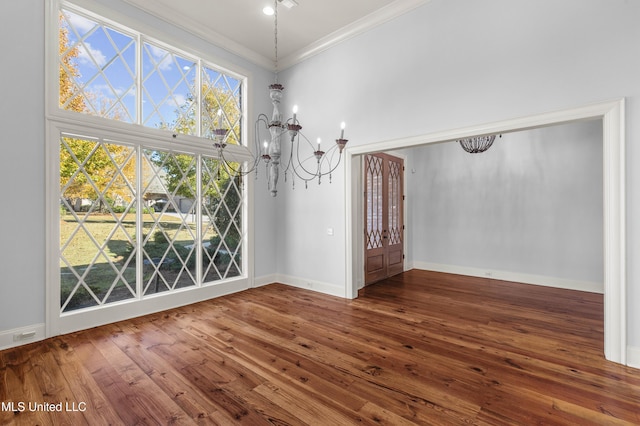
[336,123,348,153]
[314,138,325,160]
[292,105,298,124]
[261,142,271,162]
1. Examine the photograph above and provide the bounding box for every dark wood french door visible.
[364,153,404,285]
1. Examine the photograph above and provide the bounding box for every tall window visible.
[56,4,246,313]
[59,7,242,140]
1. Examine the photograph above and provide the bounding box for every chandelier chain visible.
[274,0,278,82]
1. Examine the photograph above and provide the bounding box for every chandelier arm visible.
[319,149,344,176]
[255,115,271,144]
[298,131,319,152]
[282,135,295,175]
[286,135,319,183]
[293,132,323,178]
[256,113,270,126]
[255,115,276,161]
[288,155,342,184]
[215,140,262,177]
[306,145,342,179]
[217,151,252,177]
[289,162,321,184]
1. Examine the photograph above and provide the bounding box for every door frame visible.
[344,99,626,365]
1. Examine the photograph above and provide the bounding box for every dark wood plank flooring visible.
[1,270,640,425]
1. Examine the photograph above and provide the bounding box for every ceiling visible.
[122,0,429,70]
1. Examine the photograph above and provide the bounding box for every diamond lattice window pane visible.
[59,135,138,312]
[366,155,384,250]
[141,149,198,294]
[59,9,136,122]
[388,160,402,246]
[202,67,242,143]
[201,157,243,282]
[142,43,197,133]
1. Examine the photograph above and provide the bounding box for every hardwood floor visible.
[1,270,640,425]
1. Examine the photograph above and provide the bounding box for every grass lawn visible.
[60,212,191,267]
[59,212,235,311]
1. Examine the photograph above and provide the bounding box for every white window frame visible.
[45,0,255,336]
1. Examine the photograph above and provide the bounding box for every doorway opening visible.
[345,99,626,365]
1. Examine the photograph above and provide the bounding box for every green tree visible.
[59,15,85,113]
[153,82,242,199]
[58,15,136,212]
[151,82,243,256]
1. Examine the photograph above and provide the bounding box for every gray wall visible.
[277,0,640,348]
[0,0,45,331]
[405,120,603,288]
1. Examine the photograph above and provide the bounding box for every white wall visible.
[0,0,277,345]
[278,0,640,349]
[405,120,603,291]
[0,0,46,332]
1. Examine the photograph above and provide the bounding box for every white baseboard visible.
[627,346,640,369]
[252,274,278,288]
[413,262,604,294]
[0,323,46,351]
[275,274,345,298]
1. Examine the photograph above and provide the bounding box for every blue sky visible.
[61,8,241,133]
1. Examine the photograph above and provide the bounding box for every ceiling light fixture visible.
[458,134,501,153]
[214,0,348,197]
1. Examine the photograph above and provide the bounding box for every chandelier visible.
[458,134,500,153]
[212,0,348,197]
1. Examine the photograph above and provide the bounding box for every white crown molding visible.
[120,0,275,70]
[120,0,430,72]
[279,0,432,69]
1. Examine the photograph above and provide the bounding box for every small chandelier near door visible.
[458,134,500,153]
[212,0,348,197]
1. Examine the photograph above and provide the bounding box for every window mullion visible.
[196,59,202,138]
[135,146,143,300]
[136,34,143,126]
[196,155,203,286]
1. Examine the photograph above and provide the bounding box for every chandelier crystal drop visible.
[212,0,348,197]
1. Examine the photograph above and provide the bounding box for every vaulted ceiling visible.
[122,0,429,70]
